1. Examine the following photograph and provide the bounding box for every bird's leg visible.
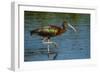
[42,38,51,53]
[42,37,58,48]
[42,37,58,59]
[42,37,48,43]
[47,39,58,48]
[47,39,50,54]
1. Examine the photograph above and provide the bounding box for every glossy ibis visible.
[30,21,76,59]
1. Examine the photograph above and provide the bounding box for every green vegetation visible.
[24,11,90,30]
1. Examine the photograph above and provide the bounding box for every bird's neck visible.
[62,24,67,32]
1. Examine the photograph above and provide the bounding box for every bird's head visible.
[62,20,77,32]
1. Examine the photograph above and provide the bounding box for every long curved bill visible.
[68,23,77,32]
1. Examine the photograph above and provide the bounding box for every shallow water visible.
[24,11,90,61]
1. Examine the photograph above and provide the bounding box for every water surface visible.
[24,11,90,61]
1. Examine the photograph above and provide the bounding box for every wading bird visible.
[30,21,76,59]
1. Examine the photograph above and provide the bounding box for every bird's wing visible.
[40,25,59,33]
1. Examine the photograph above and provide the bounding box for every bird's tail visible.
[30,30,37,36]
